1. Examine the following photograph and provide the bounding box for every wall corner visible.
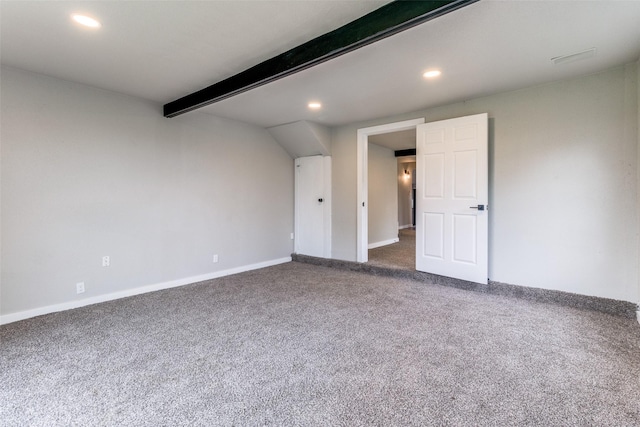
[637,58,640,310]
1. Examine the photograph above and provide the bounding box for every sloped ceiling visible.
[267,121,331,159]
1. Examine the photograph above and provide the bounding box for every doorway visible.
[357,113,489,284]
[365,155,416,270]
[397,157,416,229]
[356,118,424,263]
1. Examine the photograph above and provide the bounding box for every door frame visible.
[356,118,425,262]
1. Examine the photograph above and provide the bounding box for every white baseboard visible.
[398,224,413,230]
[368,238,399,250]
[637,308,640,326]
[0,257,292,325]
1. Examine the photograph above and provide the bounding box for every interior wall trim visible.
[291,254,639,319]
[368,237,400,250]
[0,257,292,325]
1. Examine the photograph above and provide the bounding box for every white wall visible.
[367,143,397,247]
[0,66,294,320]
[398,161,415,228]
[332,64,639,303]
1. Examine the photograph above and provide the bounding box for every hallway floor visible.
[367,228,415,270]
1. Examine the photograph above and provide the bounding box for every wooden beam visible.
[395,149,416,157]
[164,0,478,118]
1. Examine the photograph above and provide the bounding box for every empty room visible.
[1,1,639,425]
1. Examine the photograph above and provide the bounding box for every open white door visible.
[295,156,331,258]
[416,113,488,284]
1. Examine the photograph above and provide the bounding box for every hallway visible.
[367,228,415,270]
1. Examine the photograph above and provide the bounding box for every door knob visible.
[318,198,323,203]
[469,204,485,211]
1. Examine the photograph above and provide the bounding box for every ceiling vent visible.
[551,48,596,65]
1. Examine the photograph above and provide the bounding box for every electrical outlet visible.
[213,254,219,263]
[102,256,110,267]
[76,282,85,294]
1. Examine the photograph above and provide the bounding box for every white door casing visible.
[416,113,488,284]
[356,118,425,262]
[295,156,331,258]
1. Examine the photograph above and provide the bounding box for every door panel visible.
[424,154,445,198]
[295,156,324,257]
[453,214,477,264]
[423,212,444,259]
[416,113,488,284]
[454,151,477,198]
[295,156,331,258]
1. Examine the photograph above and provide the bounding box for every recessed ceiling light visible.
[423,70,442,79]
[72,14,101,28]
[308,102,322,110]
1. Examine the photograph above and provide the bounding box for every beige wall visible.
[330,123,358,261]
[332,64,639,302]
[367,143,398,246]
[1,66,294,318]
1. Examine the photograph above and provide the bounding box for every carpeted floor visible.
[368,228,415,270]
[1,261,639,426]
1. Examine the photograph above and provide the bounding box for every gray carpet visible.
[368,228,415,270]
[1,262,639,426]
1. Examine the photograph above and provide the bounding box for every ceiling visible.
[0,0,387,103]
[369,129,417,151]
[2,1,640,134]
